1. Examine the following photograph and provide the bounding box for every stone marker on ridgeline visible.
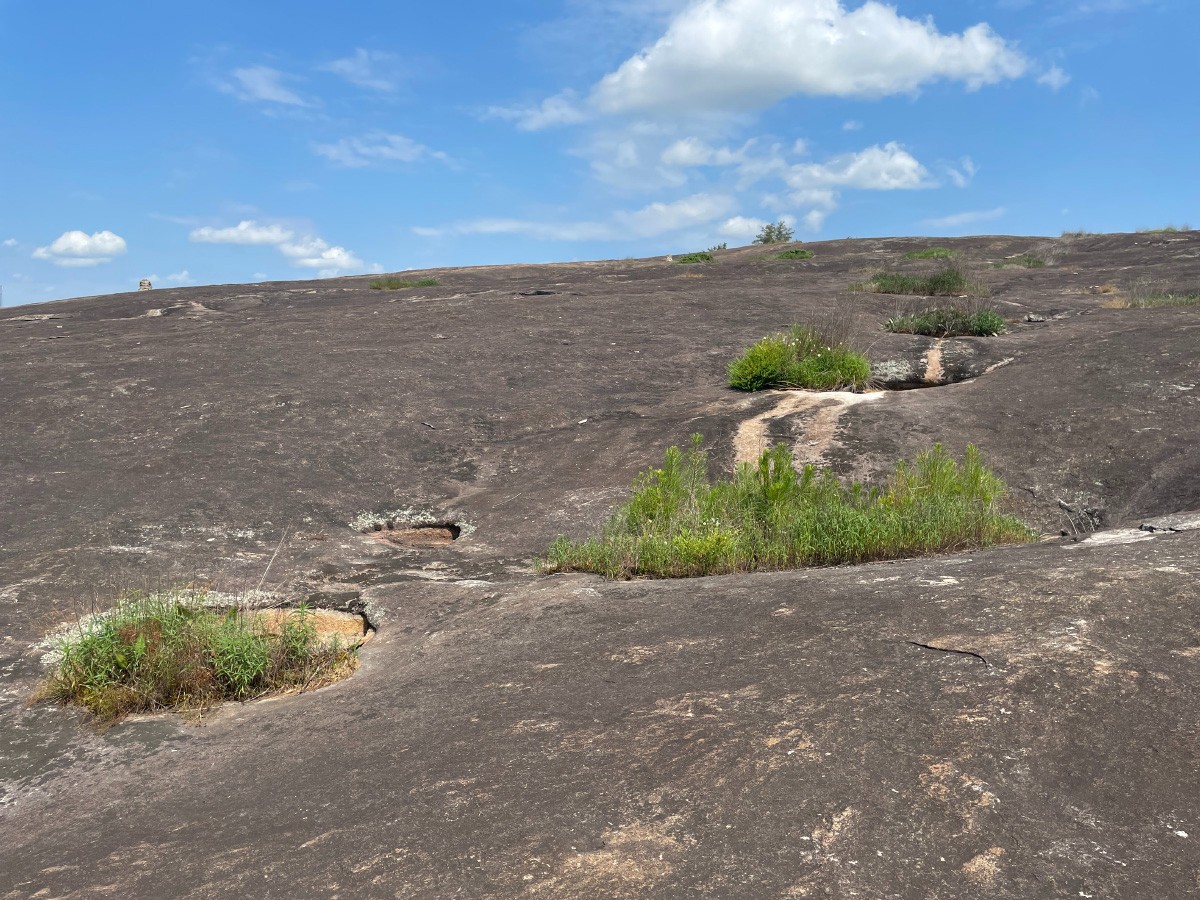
[138,279,153,291]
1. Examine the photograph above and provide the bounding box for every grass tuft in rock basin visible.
[884,306,1006,337]
[854,265,980,296]
[904,247,956,260]
[728,322,870,392]
[38,592,358,722]
[543,437,1034,579]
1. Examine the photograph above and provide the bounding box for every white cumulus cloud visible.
[590,0,1029,115]
[188,219,363,276]
[718,216,770,238]
[279,237,364,275]
[786,142,932,192]
[314,133,450,168]
[33,230,127,267]
[3,238,17,247]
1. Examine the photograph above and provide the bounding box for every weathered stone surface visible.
[1,232,1199,898]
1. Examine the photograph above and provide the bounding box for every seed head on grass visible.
[542,437,1033,579]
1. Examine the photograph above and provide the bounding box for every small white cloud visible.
[803,209,829,231]
[1038,66,1071,91]
[486,91,588,131]
[164,270,193,285]
[33,230,127,267]
[221,66,311,107]
[279,237,364,275]
[946,157,978,189]
[923,207,1007,228]
[2,238,17,247]
[367,262,385,274]
[718,216,769,239]
[314,133,449,168]
[319,49,400,92]
[189,220,295,245]
[842,120,864,131]
[590,0,1028,115]
[786,142,932,192]
[189,219,362,275]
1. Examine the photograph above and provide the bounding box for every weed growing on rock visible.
[774,248,815,260]
[543,437,1034,578]
[370,277,439,290]
[676,251,714,264]
[38,592,358,722]
[728,323,869,392]
[904,247,956,260]
[992,255,1045,269]
[884,307,1006,337]
[855,266,976,296]
[1121,282,1200,308]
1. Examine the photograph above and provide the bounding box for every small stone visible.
[1025,313,1046,323]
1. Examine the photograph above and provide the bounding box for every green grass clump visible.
[904,247,956,260]
[40,593,357,722]
[728,324,869,392]
[856,265,972,296]
[884,307,1006,337]
[676,251,714,264]
[775,248,815,260]
[542,436,1034,579]
[369,277,439,290]
[992,255,1045,269]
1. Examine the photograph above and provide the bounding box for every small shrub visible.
[774,248,815,260]
[884,307,1006,337]
[542,437,1034,579]
[369,277,439,290]
[676,251,714,264]
[708,242,728,252]
[728,321,869,392]
[39,593,358,722]
[856,265,974,296]
[992,254,1045,269]
[904,247,956,260]
[753,221,795,244]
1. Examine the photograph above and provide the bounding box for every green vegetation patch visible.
[884,307,1006,337]
[753,221,795,244]
[992,255,1045,269]
[676,251,714,264]
[855,265,974,296]
[543,437,1034,579]
[369,277,440,290]
[728,324,870,392]
[39,593,358,722]
[1124,290,1200,308]
[904,247,956,260]
[774,248,815,260]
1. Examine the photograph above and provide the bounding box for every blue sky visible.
[0,0,1195,306]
